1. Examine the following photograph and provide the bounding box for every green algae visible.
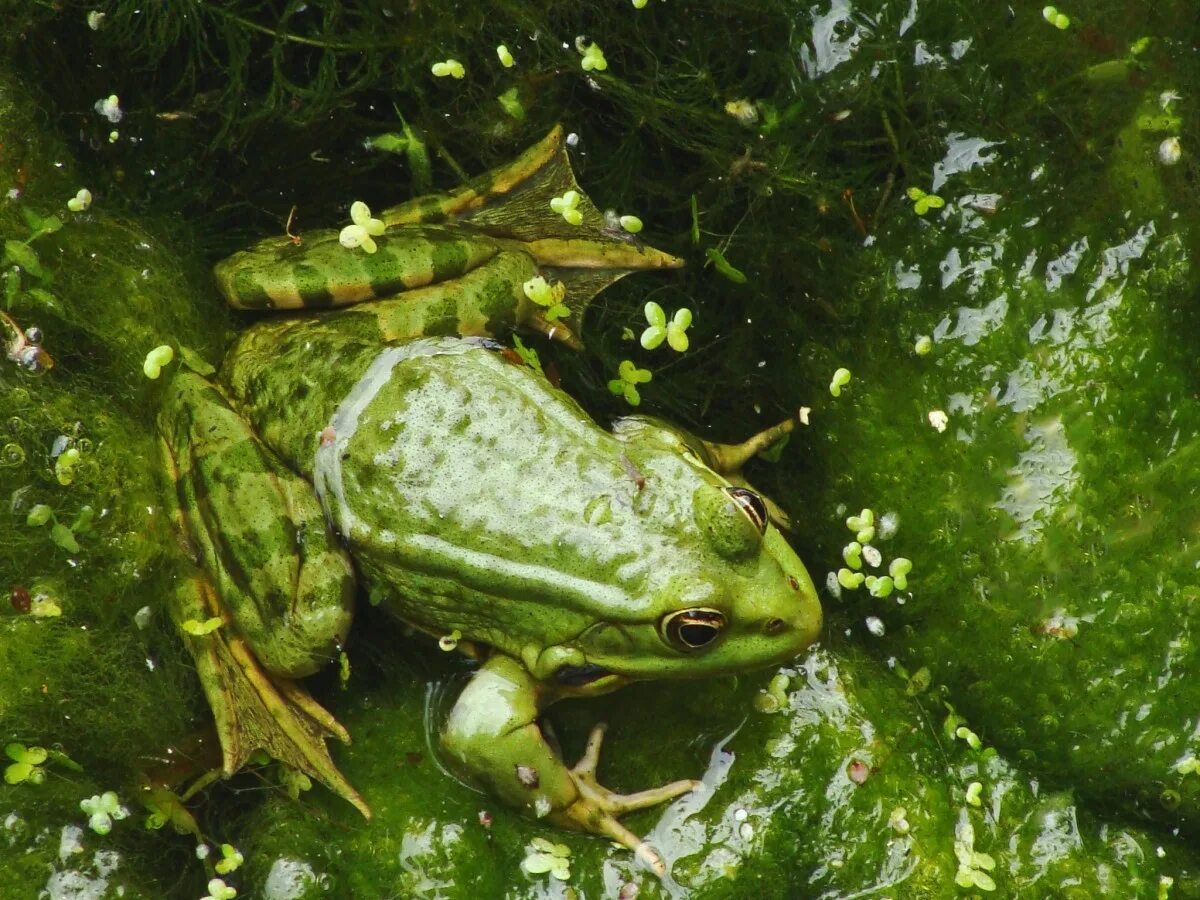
[0,68,230,896]
[227,631,1200,897]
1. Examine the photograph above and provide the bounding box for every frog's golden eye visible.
[661,608,726,652]
[726,487,767,534]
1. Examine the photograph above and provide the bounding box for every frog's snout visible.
[774,570,823,653]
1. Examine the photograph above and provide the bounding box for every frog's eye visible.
[660,608,726,652]
[726,487,767,534]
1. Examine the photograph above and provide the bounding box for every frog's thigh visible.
[159,372,355,678]
[354,250,537,341]
[441,654,578,814]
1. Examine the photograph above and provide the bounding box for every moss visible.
[226,630,1200,897]
[0,66,229,895]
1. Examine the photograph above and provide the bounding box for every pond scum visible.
[2,1,1200,897]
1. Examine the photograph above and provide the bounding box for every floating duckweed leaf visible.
[842,542,863,569]
[966,781,983,806]
[906,187,946,215]
[829,367,852,397]
[430,59,466,79]
[837,568,865,590]
[579,41,607,73]
[67,188,93,212]
[203,878,238,900]
[618,214,643,234]
[81,790,129,835]
[340,201,386,254]
[704,247,746,283]
[608,360,652,407]
[143,344,175,379]
[868,575,894,598]
[549,191,583,226]
[25,504,52,527]
[5,743,48,785]
[214,843,244,874]
[889,557,913,590]
[640,301,667,349]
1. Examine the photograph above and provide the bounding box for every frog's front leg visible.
[158,372,367,815]
[442,654,699,875]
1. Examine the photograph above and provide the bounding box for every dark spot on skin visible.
[620,454,645,491]
[516,764,539,788]
[10,584,30,613]
[406,751,422,766]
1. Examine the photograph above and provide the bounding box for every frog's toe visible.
[569,723,701,809]
[560,722,702,876]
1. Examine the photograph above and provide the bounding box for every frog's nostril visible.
[764,617,786,636]
[787,575,800,591]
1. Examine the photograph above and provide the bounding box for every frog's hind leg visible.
[383,125,684,347]
[158,372,369,817]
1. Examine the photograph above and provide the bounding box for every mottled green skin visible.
[157,130,821,859]
[220,322,820,682]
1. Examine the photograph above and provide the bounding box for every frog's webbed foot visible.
[173,570,371,819]
[555,723,701,876]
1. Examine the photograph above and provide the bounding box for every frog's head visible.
[551,417,822,683]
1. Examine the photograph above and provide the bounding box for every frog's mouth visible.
[553,663,611,686]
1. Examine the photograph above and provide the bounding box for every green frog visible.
[157,127,822,873]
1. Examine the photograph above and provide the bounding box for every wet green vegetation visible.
[2,0,1200,896]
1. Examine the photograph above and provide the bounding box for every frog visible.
[156,126,822,874]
